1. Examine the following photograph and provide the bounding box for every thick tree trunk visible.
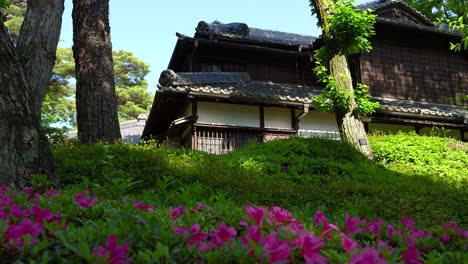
[72,0,121,143]
[329,53,373,158]
[16,0,65,118]
[0,20,59,187]
[312,0,373,158]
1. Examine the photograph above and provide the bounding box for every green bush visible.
[53,134,468,228]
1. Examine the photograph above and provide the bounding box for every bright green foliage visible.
[113,50,153,120]
[312,47,379,116]
[326,0,376,54]
[1,0,25,41]
[40,48,153,127]
[311,0,379,117]
[43,47,76,128]
[2,1,153,126]
[403,0,467,51]
[403,0,465,22]
[369,132,468,188]
[53,134,468,227]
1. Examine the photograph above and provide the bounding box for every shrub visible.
[0,186,466,263]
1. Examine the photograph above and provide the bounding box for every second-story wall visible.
[361,27,468,105]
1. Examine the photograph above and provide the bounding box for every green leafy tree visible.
[1,0,26,42]
[309,0,378,158]
[44,48,153,127]
[4,0,152,131]
[403,0,467,51]
[113,50,153,121]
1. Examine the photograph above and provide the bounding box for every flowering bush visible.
[0,185,466,263]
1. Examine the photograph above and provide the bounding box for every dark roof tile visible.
[158,71,320,103]
[374,97,467,121]
[195,21,317,46]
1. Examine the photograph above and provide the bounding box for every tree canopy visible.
[3,1,153,128]
[404,0,467,51]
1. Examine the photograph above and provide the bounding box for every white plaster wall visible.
[297,111,340,140]
[264,107,291,129]
[197,102,260,127]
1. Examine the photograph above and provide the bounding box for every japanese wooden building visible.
[142,0,467,153]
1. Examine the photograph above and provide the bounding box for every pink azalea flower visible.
[241,225,263,257]
[4,218,43,248]
[386,224,396,237]
[22,187,34,198]
[210,222,237,247]
[0,208,8,219]
[268,206,292,225]
[239,220,249,227]
[30,204,60,223]
[401,246,421,264]
[10,204,30,218]
[344,214,362,235]
[93,234,131,264]
[190,203,210,213]
[314,211,328,227]
[342,235,358,253]
[377,241,393,254]
[401,218,415,229]
[349,247,386,264]
[187,224,209,249]
[262,233,291,263]
[45,189,60,198]
[321,223,339,239]
[75,193,98,208]
[365,218,384,236]
[297,233,327,264]
[132,200,155,212]
[246,204,267,226]
[167,205,185,219]
[440,234,450,244]
[173,226,188,235]
[246,225,262,244]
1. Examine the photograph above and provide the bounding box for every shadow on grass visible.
[53,137,468,228]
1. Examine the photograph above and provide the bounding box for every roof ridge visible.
[357,0,433,26]
[159,70,251,87]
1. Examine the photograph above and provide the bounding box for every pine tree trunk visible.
[311,0,373,159]
[0,20,59,187]
[72,0,121,143]
[16,0,65,118]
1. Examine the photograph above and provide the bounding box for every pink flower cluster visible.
[0,186,60,248]
[171,204,468,263]
[93,234,131,264]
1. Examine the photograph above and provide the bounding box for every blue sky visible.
[60,0,370,94]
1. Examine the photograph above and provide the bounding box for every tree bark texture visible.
[72,0,121,143]
[16,0,65,119]
[0,20,59,187]
[311,0,373,158]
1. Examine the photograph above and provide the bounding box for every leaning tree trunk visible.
[312,0,373,158]
[16,0,65,119]
[0,19,59,187]
[72,0,121,143]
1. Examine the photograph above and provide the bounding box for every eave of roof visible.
[158,70,321,105]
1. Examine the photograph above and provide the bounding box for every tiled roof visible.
[158,70,320,104]
[357,0,433,25]
[158,71,466,123]
[195,21,317,47]
[375,97,467,122]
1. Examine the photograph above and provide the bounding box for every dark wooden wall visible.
[361,29,468,105]
[181,43,319,87]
